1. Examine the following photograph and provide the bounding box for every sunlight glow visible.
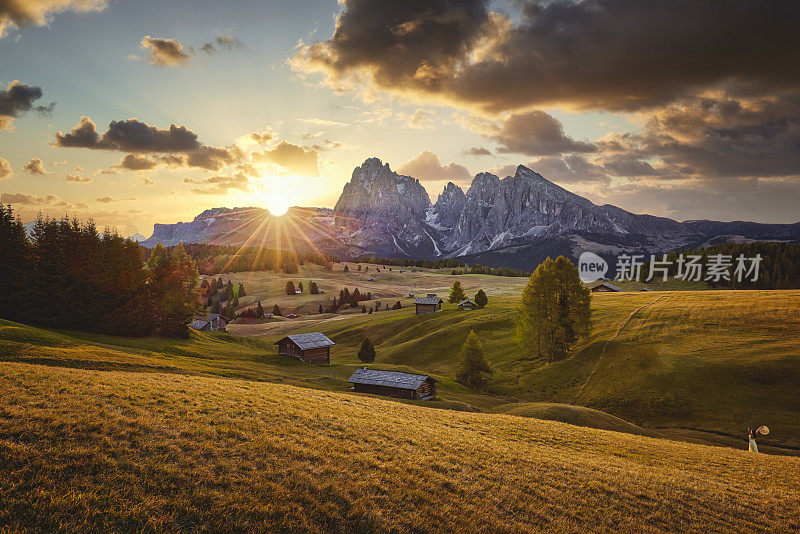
[248,173,292,216]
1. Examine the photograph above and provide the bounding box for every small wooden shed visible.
[414,295,443,315]
[458,299,478,310]
[275,332,335,364]
[590,282,623,293]
[348,368,436,400]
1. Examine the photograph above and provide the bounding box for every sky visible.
[1,0,799,236]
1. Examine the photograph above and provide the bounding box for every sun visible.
[248,174,292,216]
[266,195,290,216]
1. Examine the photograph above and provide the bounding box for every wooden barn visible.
[414,294,443,315]
[348,368,436,400]
[188,313,227,332]
[591,282,622,293]
[274,332,335,364]
[458,299,478,310]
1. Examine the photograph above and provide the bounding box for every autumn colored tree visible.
[516,256,591,363]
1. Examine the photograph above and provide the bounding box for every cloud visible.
[1,192,58,204]
[200,34,245,55]
[463,146,492,157]
[293,0,800,113]
[23,157,51,175]
[406,109,434,129]
[108,154,159,172]
[298,118,348,127]
[460,110,595,156]
[65,172,91,183]
[398,151,471,183]
[0,0,108,38]
[183,173,249,195]
[251,141,320,176]
[0,156,12,179]
[0,81,54,130]
[597,95,800,180]
[97,196,136,203]
[140,36,192,66]
[55,116,201,152]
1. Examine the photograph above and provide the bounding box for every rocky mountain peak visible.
[430,182,466,232]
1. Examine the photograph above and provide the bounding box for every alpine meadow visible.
[2,0,800,532]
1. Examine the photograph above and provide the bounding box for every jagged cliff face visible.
[142,157,800,269]
[333,158,437,257]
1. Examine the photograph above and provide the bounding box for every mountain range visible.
[141,157,800,270]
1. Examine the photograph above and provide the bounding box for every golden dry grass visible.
[1,362,799,532]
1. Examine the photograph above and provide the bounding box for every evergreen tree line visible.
[201,277,246,320]
[641,242,800,289]
[0,207,200,337]
[449,265,529,277]
[330,287,373,311]
[159,243,337,275]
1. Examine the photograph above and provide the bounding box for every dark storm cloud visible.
[140,36,192,66]
[295,0,800,112]
[55,116,201,152]
[490,111,594,156]
[599,96,800,180]
[0,81,55,130]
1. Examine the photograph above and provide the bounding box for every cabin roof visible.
[414,297,443,305]
[459,299,477,306]
[189,319,209,330]
[348,368,434,390]
[208,313,225,321]
[275,332,335,350]
[592,282,622,292]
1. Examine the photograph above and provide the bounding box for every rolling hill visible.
[1,362,799,532]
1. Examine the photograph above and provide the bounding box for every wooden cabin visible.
[348,368,436,400]
[188,313,227,332]
[414,295,443,315]
[458,299,478,310]
[590,282,623,293]
[274,332,334,364]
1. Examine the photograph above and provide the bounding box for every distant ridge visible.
[142,157,800,270]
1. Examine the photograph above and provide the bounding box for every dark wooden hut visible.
[347,368,436,400]
[275,332,335,364]
[414,295,443,315]
[590,282,623,293]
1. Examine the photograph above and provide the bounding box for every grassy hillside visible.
[1,362,798,532]
[276,289,800,452]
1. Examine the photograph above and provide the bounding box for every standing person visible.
[747,426,769,452]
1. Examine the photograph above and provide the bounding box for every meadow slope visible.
[1,362,799,532]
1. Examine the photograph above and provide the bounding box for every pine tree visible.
[456,330,492,390]
[516,256,591,363]
[475,289,488,308]
[238,282,246,297]
[344,264,349,272]
[256,300,264,319]
[298,282,304,293]
[272,304,282,316]
[448,279,467,303]
[357,264,362,271]
[285,281,296,295]
[361,305,367,313]
[357,338,376,363]
[318,305,323,314]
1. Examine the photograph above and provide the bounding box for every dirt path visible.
[571,294,667,403]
